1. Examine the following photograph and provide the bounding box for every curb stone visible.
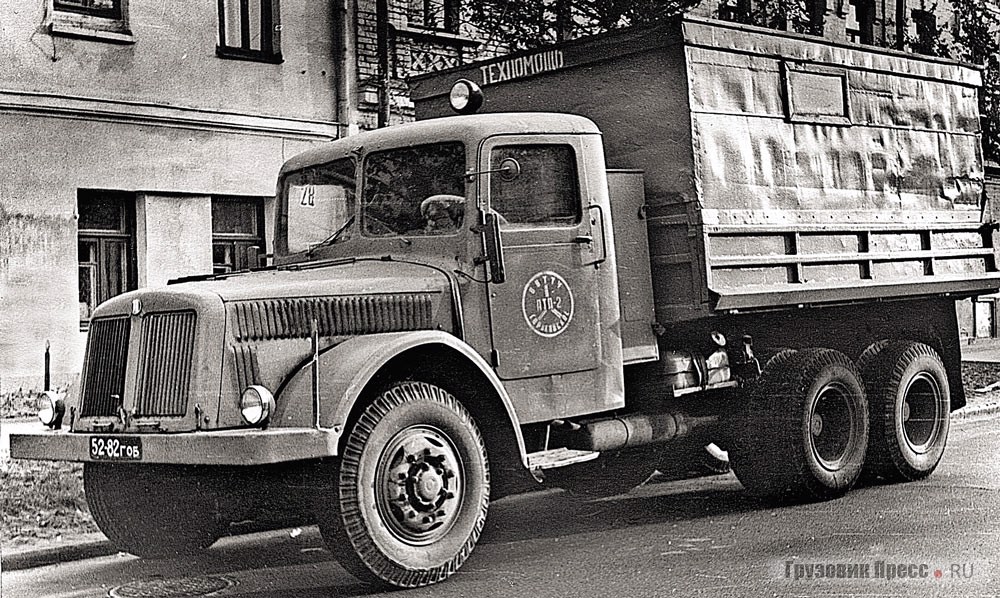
[952,401,1000,421]
[2,539,117,571]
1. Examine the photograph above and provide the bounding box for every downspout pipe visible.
[376,0,391,128]
[334,0,359,137]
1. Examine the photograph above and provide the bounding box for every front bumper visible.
[10,427,341,465]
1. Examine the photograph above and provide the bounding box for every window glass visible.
[212,198,260,235]
[212,197,265,273]
[79,197,125,231]
[490,144,580,227]
[54,0,122,19]
[281,158,356,254]
[362,142,465,237]
[78,191,136,326]
[217,0,282,62]
[411,0,460,32]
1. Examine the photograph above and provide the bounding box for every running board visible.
[526,447,600,471]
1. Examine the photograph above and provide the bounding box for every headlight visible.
[449,79,484,114]
[240,385,276,427]
[37,391,66,429]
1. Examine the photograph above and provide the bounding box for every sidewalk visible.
[961,338,1000,363]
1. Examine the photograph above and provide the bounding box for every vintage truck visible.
[13,15,999,589]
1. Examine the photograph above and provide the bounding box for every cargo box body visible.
[412,17,1000,325]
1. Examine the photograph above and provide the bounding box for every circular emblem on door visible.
[522,271,574,338]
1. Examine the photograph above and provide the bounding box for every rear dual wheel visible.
[859,341,950,482]
[316,381,490,589]
[731,348,869,502]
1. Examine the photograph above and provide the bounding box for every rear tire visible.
[731,348,869,502]
[84,463,224,558]
[858,341,950,482]
[316,381,490,589]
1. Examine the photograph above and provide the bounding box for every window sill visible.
[392,24,481,47]
[49,13,134,44]
[216,46,284,64]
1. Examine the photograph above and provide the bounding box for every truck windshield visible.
[281,158,356,254]
[361,141,466,237]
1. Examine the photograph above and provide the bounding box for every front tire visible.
[859,341,950,482]
[731,348,869,502]
[317,381,490,588]
[84,463,224,558]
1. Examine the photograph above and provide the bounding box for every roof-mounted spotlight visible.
[449,79,484,115]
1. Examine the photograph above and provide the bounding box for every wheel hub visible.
[811,413,824,436]
[377,426,464,545]
[810,382,856,470]
[901,373,941,451]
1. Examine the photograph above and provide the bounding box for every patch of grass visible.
[1,460,98,549]
[1,391,41,419]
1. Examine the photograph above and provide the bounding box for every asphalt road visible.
[3,417,997,598]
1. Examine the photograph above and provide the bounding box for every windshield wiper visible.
[307,214,355,257]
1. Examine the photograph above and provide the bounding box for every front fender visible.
[276,331,528,467]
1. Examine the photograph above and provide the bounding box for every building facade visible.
[0,0,486,394]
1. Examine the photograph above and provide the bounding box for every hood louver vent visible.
[231,294,436,341]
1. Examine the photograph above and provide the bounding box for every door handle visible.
[580,204,607,267]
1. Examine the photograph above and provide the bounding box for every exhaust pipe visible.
[568,410,720,452]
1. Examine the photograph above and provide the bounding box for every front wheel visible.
[731,348,869,502]
[316,381,490,589]
[859,341,950,482]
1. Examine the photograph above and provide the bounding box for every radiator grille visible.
[231,294,436,341]
[134,311,196,417]
[79,317,131,417]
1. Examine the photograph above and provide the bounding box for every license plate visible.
[89,436,143,461]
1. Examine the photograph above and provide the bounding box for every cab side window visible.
[490,144,580,227]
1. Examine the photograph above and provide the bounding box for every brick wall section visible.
[355,0,505,129]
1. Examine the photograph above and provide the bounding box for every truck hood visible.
[175,259,449,302]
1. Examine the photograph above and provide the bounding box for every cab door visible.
[480,135,603,382]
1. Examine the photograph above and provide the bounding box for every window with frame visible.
[54,0,122,19]
[490,145,580,227]
[217,0,282,63]
[361,142,466,237]
[78,191,137,327]
[212,197,266,273]
[846,0,875,45]
[50,0,131,42]
[281,158,357,255]
[410,0,461,33]
[910,9,937,55]
[717,0,751,25]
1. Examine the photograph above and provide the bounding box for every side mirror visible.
[479,212,506,284]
